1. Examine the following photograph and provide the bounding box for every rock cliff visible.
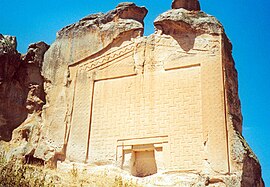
[0,34,49,142]
[0,1,264,186]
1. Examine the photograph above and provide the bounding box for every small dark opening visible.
[25,155,44,166]
[22,129,30,141]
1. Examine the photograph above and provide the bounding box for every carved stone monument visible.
[0,1,264,186]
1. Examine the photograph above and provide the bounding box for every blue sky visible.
[0,0,269,185]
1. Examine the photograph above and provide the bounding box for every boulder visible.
[154,9,223,35]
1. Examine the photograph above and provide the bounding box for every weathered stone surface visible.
[0,34,26,141]
[154,9,223,36]
[172,0,201,11]
[0,34,20,83]
[37,3,148,165]
[0,35,48,142]
[222,35,243,133]
[10,42,50,164]
[0,34,17,53]
[0,2,264,187]
[19,42,49,114]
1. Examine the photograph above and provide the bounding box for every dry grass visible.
[0,154,58,187]
[0,152,141,187]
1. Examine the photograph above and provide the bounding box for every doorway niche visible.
[130,144,157,177]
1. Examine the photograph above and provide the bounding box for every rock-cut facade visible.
[0,0,264,186]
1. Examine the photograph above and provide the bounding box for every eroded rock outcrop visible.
[7,42,49,163]
[0,34,24,141]
[0,34,49,147]
[152,4,264,186]
[154,9,222,35]
[172,0,200,11]
[19,42,49,114]
[35,3,148,165]
[0,1,264,186]
[45,2,147,79]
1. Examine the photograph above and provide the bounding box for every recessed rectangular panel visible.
[89,66,203,170]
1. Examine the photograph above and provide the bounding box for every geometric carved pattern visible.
[89,66,204,170]
[79,42,139,73]
[66,72,93,162]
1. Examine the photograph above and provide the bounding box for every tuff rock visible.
[172,0,201,11]
[154,9,223,35]
[0,34,49,142]
[0,1,264,187]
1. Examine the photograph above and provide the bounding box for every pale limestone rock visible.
[0,2,264,187]
[38,2,148,165]
[154,9,223,35]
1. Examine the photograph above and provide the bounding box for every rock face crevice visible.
[0,35,25,141]
[0,34,49,141]
[0,38,49,170]
[0,1,264,186]
[19,42,49,114]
